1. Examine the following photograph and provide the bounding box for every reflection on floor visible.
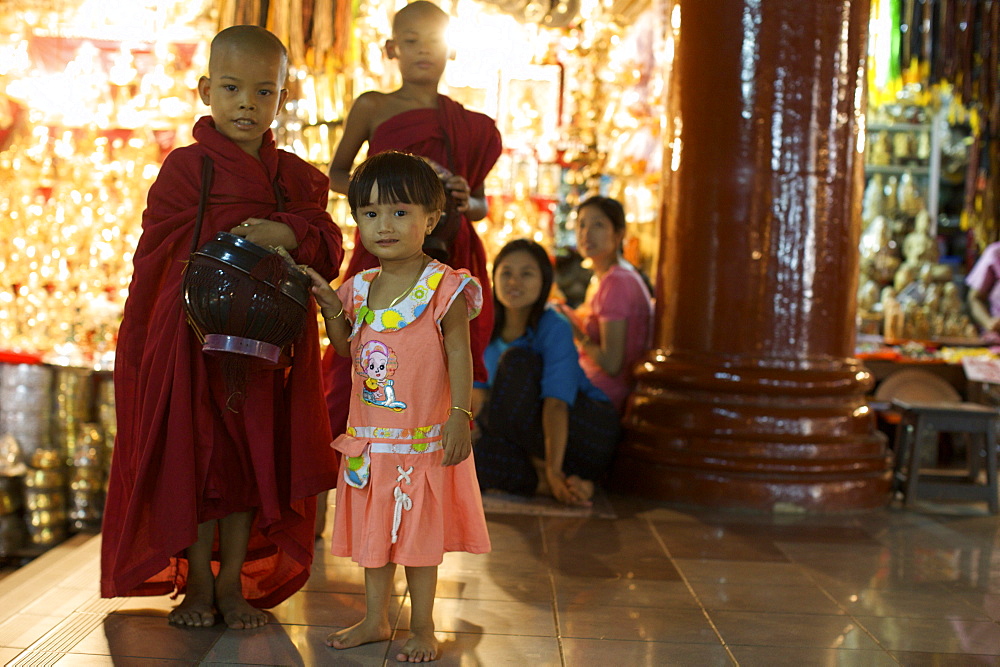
[1,494,1000,665]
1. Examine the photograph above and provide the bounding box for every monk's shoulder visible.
[348,91,399,133]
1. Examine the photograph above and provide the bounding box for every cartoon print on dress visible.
[356,339,407,411]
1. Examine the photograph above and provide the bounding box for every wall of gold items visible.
[0,0,664,561]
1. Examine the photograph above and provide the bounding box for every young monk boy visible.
[318,3,502,532]
[100,25,343,629]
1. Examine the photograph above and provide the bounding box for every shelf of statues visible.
[858,206,980,345]
[866,124,933,170]
[862,173,927,228]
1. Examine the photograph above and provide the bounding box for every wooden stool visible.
[891,399,999,513]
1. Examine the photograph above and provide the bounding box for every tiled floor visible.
[2,493,1000,665]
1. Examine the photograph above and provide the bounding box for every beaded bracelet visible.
[448,406,474,421]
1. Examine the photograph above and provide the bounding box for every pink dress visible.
[330,260,491,568]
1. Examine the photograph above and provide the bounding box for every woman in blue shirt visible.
[473,239,620,506]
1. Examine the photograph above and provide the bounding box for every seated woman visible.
[473,239,620,506]
[966,240,1000,341]
[562,196,654,412]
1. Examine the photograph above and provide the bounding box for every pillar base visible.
[613,351,892,512]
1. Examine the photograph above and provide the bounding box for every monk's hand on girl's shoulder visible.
[231,218,298,250]
[441,417,472,466]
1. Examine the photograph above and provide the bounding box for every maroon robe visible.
[100,117,344,608]
[322,94,502,435]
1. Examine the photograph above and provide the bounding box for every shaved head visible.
[392,1,449,36]
[210,25,288,83]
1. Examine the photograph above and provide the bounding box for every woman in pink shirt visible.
[561,196,654,411]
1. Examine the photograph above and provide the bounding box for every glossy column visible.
[615,0,891,510]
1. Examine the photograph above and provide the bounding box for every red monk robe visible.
[321,94,502,435]
[101,116,343,608]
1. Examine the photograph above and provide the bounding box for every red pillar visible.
[615,0,891,510]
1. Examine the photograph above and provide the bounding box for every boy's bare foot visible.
[397,629,439,662]
[168,590,216,627]
[215,589,267,629]
[326,618,392,649]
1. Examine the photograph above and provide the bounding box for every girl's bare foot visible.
[327,618,392,649]
[168,589,216,627]
[215,589,267,629]
[397,629,439,662]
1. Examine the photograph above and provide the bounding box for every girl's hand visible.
[304,266,342,314]
[443,175,471,213]
[231,218,298,250]
[441,412,472,466]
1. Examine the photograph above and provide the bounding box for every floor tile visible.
[202,621,387,665]
[17,588,97,618]
[835,587,995,620]
[482,514,545,553]
[672,559,817,587]
[688,581,843,614]
[0,647,24,662]
[0,613,65,649]
[545,548,681,579]
[651,521,791,561]
[437,567,552,603]
[710,610,882,650]
[553,575,698,609]
[854,614,1000,654]
[890,651,1000,666]
[391,630,562,666]
[67,613,224,661]
[561,637,733,665]
[55,655,187,665]
[441,549,546,576]
[5,494,1000,666]
[558,604,719,644]
[975,592,1000,622]
[729,645,899,666]
[268,591,404,628]
[396,597,555,636]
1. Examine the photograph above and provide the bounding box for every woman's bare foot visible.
[215,589,267,629]
[397,629,439,662]
[168,588,216,628]
[565,475,595,504]
[327,617,392,649]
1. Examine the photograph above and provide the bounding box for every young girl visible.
[306,151,490,663]
[473,239,620,506]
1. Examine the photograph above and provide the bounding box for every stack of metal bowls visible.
[0,364,53,465]
[0,363,61,551]
[95,372,116,486]
[0,448,28,558]
[68,423,104,532]
[23,448,66,548]
[52,366,94,468]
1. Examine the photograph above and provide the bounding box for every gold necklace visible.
[379,259,428,309]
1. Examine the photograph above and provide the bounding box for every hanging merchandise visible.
[891,0,1000,247]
